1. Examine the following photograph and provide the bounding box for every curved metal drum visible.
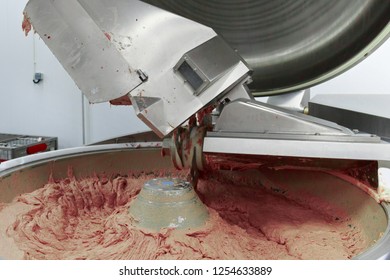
[142,0,390,95]
[0,145,389,259]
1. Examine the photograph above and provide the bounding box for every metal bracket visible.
[213,98,382,144]
[174,36,244,96]
[137,69,148,82]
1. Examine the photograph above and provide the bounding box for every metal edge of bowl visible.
[0,143,162,176]
[354,203,390,260]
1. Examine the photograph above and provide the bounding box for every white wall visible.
[0,0,147,148]
[0,0,83,149]
[85,102,148,145]
[0,0,389,149]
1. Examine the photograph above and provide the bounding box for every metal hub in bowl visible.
[129,178,209,231]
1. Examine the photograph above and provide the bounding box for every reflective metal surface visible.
[143,0,390,95]
[203,136,390,161]
[309,94,390,142]
[215,99,358,136]
[24,0,251,137]
[265,89,310,113]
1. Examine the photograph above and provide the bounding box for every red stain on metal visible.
[109,95,132,106]
[184,138,192,154]
[22,12,32,36]
[104,32,111,41]
[188,115,197,128]
[197,137,203,146]
[196,104,216,126]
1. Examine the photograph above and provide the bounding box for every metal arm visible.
[24,0,251,138]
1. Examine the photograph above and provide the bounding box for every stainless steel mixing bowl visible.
[0,144,389,259]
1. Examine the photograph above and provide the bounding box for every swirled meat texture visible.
[0,172,365,259]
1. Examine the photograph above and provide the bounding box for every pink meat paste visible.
[0,172,365,260]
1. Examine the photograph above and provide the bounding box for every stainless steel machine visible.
[20,0,390,174]
[1,0,390,259]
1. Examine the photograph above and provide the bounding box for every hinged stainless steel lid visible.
[142,0,390,96]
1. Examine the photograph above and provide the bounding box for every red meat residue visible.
[0,170,367,260]
[104,32,111,41]
[22,12,32,36]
